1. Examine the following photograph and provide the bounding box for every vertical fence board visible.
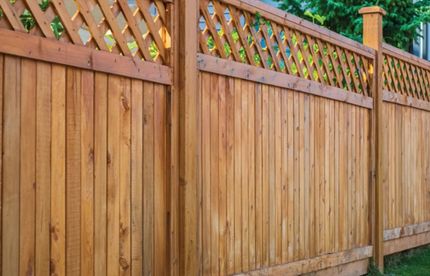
[35,62,51,276]
[19,59,36,276]
[131,79,143,276]
[51,64,66,276]
[94,72,108,276]
[66,67,81,276]
[81,70,95,276]
[2,55,21,276]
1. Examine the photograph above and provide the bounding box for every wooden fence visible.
[0,0,428,275]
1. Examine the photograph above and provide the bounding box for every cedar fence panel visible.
[0,0,429,275]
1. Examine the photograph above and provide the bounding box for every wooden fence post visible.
[178,0,199,275]
[359,6,386,272]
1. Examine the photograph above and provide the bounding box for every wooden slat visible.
[50,64,66,276]
[154,84,167,275]
[107,75,121,276]
[19,59,36,276]
[66,67,81,276]
[0,54,3,274]
[131,79,143,276]
[119,77,131,275]
[143,82,155,276]
[35,61,52,276]
[80,70,95,276]
[2,55,21,276]
[94,72,108,276]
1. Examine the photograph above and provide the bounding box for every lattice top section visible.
[0,0,170,64]
[383,44,430,101]
[198,0,375,96]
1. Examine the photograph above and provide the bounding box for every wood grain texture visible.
[197,72,371,275]
[0,54,170,276]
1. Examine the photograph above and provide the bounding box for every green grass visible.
[368,246,430,276]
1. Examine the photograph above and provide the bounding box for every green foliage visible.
[0,8,3,19]
[20,9,36,31]
[149,41,159,59]
[39,0,50,12]
[51,16,64,40]
[383,246,430,275]
[275,0,430,50]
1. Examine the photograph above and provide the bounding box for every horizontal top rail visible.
[0,0,171,65]
[198,0,375,96]
[382,43,430,100]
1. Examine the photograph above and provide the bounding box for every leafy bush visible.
[274,0,430,50]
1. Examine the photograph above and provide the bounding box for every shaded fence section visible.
[381,44,430,256]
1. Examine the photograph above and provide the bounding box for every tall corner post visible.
[178,0,199,275]
[359,6,386,272]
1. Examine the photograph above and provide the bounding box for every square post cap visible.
[359,6,387,16]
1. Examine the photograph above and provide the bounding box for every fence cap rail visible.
[359,6,387,16]
[219,0,376,58]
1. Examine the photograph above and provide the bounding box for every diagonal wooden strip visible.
[229,6,256,66]
[315,39,336,87]
[306,35,328,86]
[213,1,241,62]
[50,0,82,44]
[199,0,227,59]
[283,26,306,79]
[0,0,25,31]
[136,0,166,60]
[23,0,55,38]
[396,59,411,96]
[334,46,353,92]
[154,0,166,22]
[383,55,396,94]
[260,22,281,71]
[271,22,293,75]
[352,53,367,95]
[385,55,399,93]
[96,0,131,56]
[199,32,211,55]
[74,0,109,51]
[326,43,345,90]
[294,30,318,81]
[244,12,269,69]
[117,0,153,60]
[345,51,362,94]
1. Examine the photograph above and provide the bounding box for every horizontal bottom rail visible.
[383,90,430,112]
[197,54,374,109]
[235,246,373,276]
[384,232,430,256]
